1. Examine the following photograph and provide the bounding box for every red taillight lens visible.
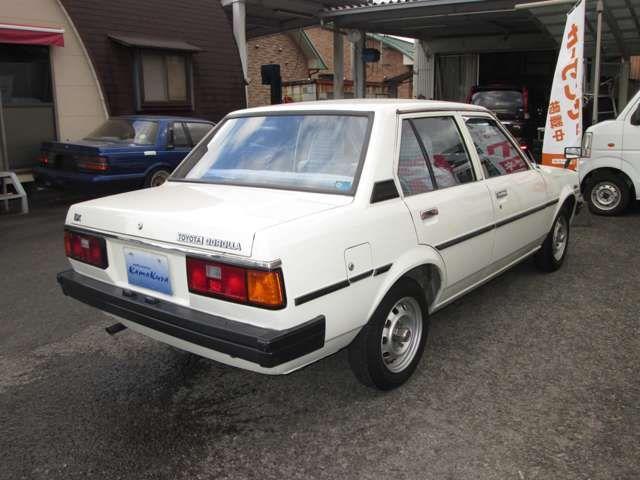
[40,152,49,166]
[64,230,108,269]
[77,155,109,172]
[186,257,285,308]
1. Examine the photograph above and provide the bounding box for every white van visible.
[579,89,640,215]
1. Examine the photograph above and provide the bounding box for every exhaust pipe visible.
[105,322,127,335]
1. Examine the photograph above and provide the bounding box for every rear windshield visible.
[172,114,371,195]
[471,91,523,116]
[84,119,159,145]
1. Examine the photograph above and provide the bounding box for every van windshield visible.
[172,114,370,195]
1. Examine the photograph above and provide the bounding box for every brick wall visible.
[61,0,245,121]
[247,33,310,107]
[305,27,413,97]
[246,27,414,107]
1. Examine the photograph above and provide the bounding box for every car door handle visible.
[495,189,508,199]
[420,208,439,220]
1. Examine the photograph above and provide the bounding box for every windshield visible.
[471,91,524,117]
[173,114,371,194]
[84,119,159,145]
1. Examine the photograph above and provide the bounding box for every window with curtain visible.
[139,51,190,107]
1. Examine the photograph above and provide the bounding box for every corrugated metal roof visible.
[368,33,415,60]
[222,0,357,38]
[321,0,640,57]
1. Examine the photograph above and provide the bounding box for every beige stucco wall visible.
[2,0,108,141]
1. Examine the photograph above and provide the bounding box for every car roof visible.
[231,99,489,116]
[115,115,214,123]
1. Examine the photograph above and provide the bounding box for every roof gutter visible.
[320,0,486,18]
[514,0,575,9]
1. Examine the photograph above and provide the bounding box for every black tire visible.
[348,278,428,390]
[585,172,630,216]
[535,207,570,272]
[144,168,171,188]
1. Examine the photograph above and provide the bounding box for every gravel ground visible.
[1,195,639,480]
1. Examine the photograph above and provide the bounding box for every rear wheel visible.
[348,278,428,390]
[585,173,630,216]
[145,168,170,188]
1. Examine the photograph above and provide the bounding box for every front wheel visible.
[348,278,428,390]
[535,208,570,272]
[585,173,630,216]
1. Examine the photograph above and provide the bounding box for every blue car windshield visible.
[174,114,370,194]
[84,119,159,145]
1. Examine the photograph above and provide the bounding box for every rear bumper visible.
[57,270,325,368]
[33,167,144,191]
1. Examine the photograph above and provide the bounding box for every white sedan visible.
[58,100,581,390]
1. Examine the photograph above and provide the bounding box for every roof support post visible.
[333,29,344,99]
[350,30,366,98]
[231,0,249,105]
[618,58,630,111]
[414,40,434,99]
[592,0,603,125]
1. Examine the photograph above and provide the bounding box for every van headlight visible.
[582,132,592,158]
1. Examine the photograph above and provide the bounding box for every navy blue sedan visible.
[34,116,214,191]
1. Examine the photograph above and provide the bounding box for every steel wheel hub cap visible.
[592,182,620,210]
[381,297,423,373]
[552,215,568,261]
[151,171,169,187]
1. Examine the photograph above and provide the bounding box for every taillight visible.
[77,155,109,172]
[40,152,50,166]
[186,257,285,309]
[64,229,108,269]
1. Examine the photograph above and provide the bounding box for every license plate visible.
[124,248,172,295]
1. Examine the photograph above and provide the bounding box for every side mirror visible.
[564,146,582,168]
[631,106,640,126]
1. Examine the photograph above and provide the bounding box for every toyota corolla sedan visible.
[57,100,581,390]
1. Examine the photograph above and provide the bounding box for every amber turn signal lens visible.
[247,270,284,307]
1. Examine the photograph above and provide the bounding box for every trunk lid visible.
[68,182,352,257]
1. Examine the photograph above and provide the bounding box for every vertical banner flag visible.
[541,0,585,169]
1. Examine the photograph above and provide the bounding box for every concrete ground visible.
[1,193,639,480]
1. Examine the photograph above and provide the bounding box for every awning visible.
[0,23,64,47]
[108,33,202,52]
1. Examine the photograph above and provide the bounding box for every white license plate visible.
[124,248,172,295]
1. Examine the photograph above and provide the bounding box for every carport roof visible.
[221,0,356,38]
[321,0,640,57]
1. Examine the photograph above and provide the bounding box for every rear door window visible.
[397,116,476,196]
[186,122,213,145]
[397,120,434,196]
[171,122,190,148]
[410,116,476,187]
